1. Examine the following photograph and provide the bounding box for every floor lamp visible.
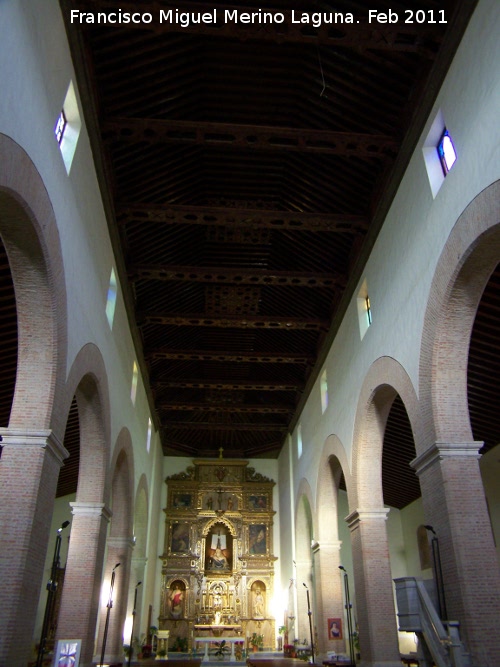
[36,520,70,667]
[99,562,120,667]
[127,581,142,667]
[339,566,355,665]
[303,583,315,663]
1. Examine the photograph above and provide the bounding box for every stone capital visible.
[70,501,113,522]
[411,441,482,477]
[0,427,68,464]
[345,508,390,531]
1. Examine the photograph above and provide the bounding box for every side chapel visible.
[160,459,277,650]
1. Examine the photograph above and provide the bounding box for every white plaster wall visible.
[0,0,158,479]
[0,0,164,645]
[280,0,500,516]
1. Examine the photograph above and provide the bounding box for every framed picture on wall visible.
[248,494,268,510]
[249,524,267,555]
[327,618,343,640]
[54,639,82,667]
[171,493,192,509]
[170,522,190,553]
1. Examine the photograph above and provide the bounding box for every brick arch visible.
[134,474,150,559]
[0,135,67,667]
[63,343,111,505]
[56,344,112,665]
[315,437,351,657]
[348,356,419,665]
[100,433,135,662]
[0,133,67,434]
[419,180,500,450]
[352,356,421,510]
[295,482,314,644]
[317,434,352,543]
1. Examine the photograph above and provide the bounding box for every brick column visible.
[56,502,111,667]
[346,509,401,667]
[96,537,134,664]
[412,442,500,666]
[0,429,67,667]
[313,540,345,659]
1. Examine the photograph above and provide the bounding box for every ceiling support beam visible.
[73,0,442,54]
[118,203,368,233]
[159,402,294,414]
[149,349,314,364]
[165,422,288,432]
[153,380,302,391]
[132,265,344,288]
[143,313,328,330]
[104,118,399,157]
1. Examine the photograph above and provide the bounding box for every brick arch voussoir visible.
[295,479,315,560]
[134,475,149,559]
[352,356,421,511]
[110,428,135,538]
[420,180,500,451]
[316,435,351,544]
[64,343,111,506]
[0,134,67,435]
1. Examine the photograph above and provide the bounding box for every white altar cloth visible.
[194,636,243,662]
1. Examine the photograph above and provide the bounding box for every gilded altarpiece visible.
[160,460,276,650]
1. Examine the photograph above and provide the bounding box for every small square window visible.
[437,129,457,175]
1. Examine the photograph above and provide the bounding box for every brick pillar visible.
[412,442,500,666]
[96,537,134,664]
[346,509,401,667]
[0,429,67,667]
[56,502,111,667]
[313,540,345,659]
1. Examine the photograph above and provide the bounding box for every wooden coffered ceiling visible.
[57,0,478,465]
[4,1,498,510]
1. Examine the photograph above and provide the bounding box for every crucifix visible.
[218,446,224,459]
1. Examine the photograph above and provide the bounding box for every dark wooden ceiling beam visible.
[143,313,328,330]
[118,203,368,233]
[72,0,442,54]
[153,380,302,391]
[166,422,288,432]
[103,118,399,157]
[149,349,314,364]
[160,402,294,414]
[131,265,344,289]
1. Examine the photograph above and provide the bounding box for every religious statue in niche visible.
[251,581,266,619]
[205,523,232,571]
[249,524,266,555]
[168,580,185,618]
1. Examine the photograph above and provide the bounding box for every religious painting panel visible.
[170,522,190,554]
[171,492,193,509]
[249,524,267,555]
[205,522,233,572]
[327,617,343,640]
[248,494,268,510]
[203,490,238,512]
[168,579,186,619]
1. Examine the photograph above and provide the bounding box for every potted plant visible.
[250,632,264,652]
[172,636,188,652]
[214,639,230,660]
[278,625,286,651]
